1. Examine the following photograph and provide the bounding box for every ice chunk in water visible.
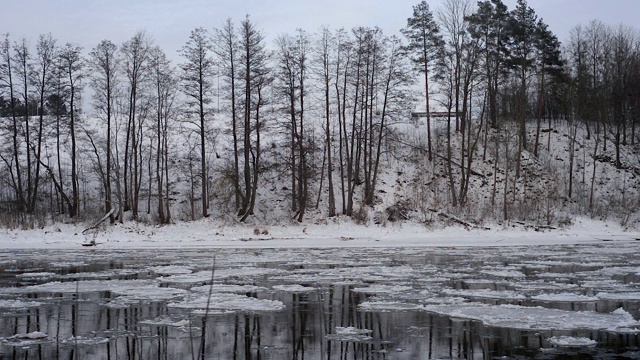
[548,336,597,347]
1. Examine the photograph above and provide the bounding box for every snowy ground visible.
[0,216,637,250]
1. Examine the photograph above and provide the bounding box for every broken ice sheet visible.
[359,301,423,312]
[0,299,43,308]
[442,288,526,301]
[531,293,599,302]
[547,336,597,347]
[326,327,373,342]
[423,304,640,332]
[272,284,317,292]
[168,292,285,312]
[352,285,413,294]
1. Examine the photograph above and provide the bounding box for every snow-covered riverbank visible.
[0,217,636,249]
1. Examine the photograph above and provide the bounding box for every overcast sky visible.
[1,0,637,62]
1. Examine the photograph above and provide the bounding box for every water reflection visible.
[0,244,638,359]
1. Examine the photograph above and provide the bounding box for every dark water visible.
[0,243,639,359]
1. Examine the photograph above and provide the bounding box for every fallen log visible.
[82,208,115,235]
[428,208,491,230]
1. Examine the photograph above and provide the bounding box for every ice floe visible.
[150,265,193,276]
[422,304,640,332]
[352,285,413,294]
[547,336,597,347]
[531,293,599,302]
[597,292,640,300]
[0,299,43,308]
[60,336,110,346]
[442,289,526,301]
[359,301,423,312]
[12,279,155,293]
[168,293,285,312]
[325,327,373,342]
[272,284,317,292]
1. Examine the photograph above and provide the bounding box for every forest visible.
[0,0,639,230]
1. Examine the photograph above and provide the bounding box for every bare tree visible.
[316,26,337,217]
[213,19,243,211]
[149,46,176,224]
[50,43,84,217]
[238,15,271,221]
[89,39,119,222]
[121,31,153,219]
[0,34,26,210]
[30,33,57,213]
[180,27,214,218]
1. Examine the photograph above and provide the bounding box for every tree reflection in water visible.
[0,246,638,359]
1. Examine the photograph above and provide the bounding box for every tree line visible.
[0,0,638,228]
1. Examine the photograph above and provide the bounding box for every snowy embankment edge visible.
[0,216,637,250]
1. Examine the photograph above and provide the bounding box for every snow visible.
[0,216,636,250]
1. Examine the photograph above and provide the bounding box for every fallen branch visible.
[432,153,485,177]
[428,208,490,230]
[512,221,557,231]
[82,208,115,235]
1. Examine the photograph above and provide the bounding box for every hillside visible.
[195,115,640,231]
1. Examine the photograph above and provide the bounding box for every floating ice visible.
[16,272,57,279]
[326,327,373,342]
[169,293,285,312]
[532,293,599,302]
[336,327,372,335]
[548,336,597,347]
[60,336,110,346]
[352,285,412,294]
[111,285,188,300]
[160,267,281,285]
[359,301,423,312]
[150,265,193,276]
[480,269,526,278]
[423,304,640,332]
[2,332,50,347]
[139,316,191,328]
[597,292,640,300]
[442,289,526,301]
[12,279,155,294]
[272,284,317,292]
[191,284,267,294]
[0,299,43,308]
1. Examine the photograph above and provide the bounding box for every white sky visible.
[1,0,638,63]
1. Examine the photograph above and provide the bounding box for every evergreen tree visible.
[401,0,445,162]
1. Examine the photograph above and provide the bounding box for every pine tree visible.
[402,0,445,162]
